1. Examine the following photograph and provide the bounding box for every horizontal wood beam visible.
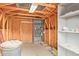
[35,3,56,8]
[0,3,13,7]
[1,6,48,15]
[12,16,43,20]
[44,8,57,18]
[42,7,54,17]
[21,21,32,23]
[7,12,44,18]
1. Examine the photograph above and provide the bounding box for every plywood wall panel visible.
[20,20,32,43]
[7,17,33,43]
[12,18,20,40]
[7,17,21,40]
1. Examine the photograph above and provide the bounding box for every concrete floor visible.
[0,42,53,56]
[21,43,53,56]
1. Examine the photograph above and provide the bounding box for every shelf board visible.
[60,10,79,18]
[58,30,79,34]
[59,43,79,55]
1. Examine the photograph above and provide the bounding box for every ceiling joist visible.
[0,6,48,15]
[35,3,57,8]
[7,12,44,18]
[0,3,57,20]
[12,16,42,20]
[0,3,13,7]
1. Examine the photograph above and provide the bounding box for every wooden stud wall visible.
[0,3,57,47]
[44,12,57,49]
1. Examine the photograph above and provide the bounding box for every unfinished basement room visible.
[0,3,57,56]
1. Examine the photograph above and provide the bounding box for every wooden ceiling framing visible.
[0,3,57,19]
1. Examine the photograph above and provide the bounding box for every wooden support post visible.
[8,17,13,40]
[44,18,49,44]
[2,13,5,41]
[0,14,3,22]
[48,17,51,45]
[44,20,47,43]
[20,21,22,41]
[55,14,57,49]
[6,18,8,40]
[2,13,8,41]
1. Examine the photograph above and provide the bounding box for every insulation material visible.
[0,40,22,49]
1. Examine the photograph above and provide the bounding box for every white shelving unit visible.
[59,43,79,55]
[58,4,79,56]
[58,30,79,34]
[60,10,79,18]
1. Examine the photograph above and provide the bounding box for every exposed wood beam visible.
[4,9,15,13]
[42,4,57,18]
[0,3,16,13]
[35,3,56,8]
[2,13,8,41]
[43,7,54,13]
[5,10,46,17]
[1,6,48,15]
[21,21,32,23]
[6,18,9,40]
[0,3,13,7]
[0,8,3,13]
[45,8,57,18]
[12,16,43,20]
[44,19,48,29]
[0,14,3,21]
[48,17,51,45]
[42,7,54,17]
[7,12,44,18]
